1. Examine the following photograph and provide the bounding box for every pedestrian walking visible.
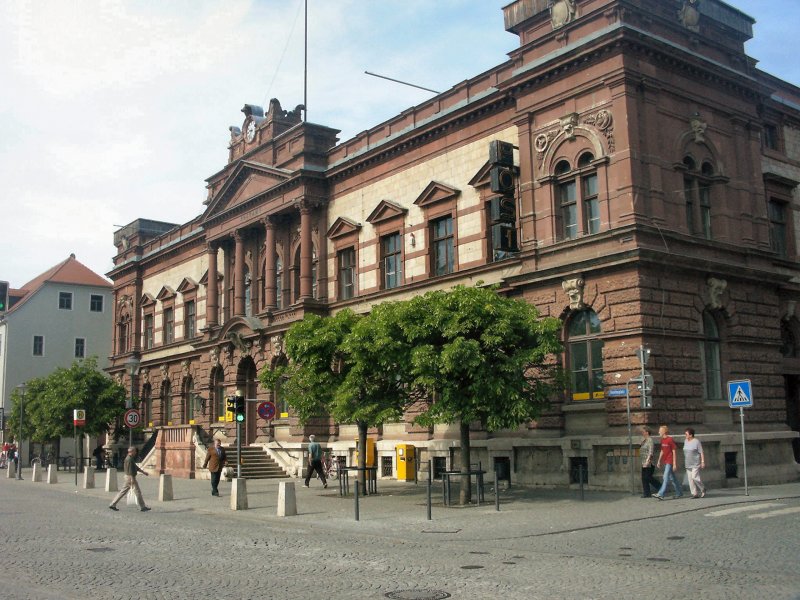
[683,427,706,498]
[303,435,327,489]
[653,425,683,500]
[202,439,227,496]
[109,447,150,512]
[639,427,662,497]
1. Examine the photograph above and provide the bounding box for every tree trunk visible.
[459,421,471,505]
[357,421,368,495]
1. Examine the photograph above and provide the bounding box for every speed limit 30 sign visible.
[123,408,141,428]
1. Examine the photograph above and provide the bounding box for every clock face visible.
[245,120,256,142]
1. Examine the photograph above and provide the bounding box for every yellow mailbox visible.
[396,444,416,481]
[354,437,376,467]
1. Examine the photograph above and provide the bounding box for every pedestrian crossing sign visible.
[727,379,753,408]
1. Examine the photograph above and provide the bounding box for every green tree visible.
[402,285,563,504]
[260,307,413,492]
[7,357,127,450]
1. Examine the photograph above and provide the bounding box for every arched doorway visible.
[236,357,259,445]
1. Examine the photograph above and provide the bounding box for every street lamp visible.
[124,357,141,447]
[15,383,26,480]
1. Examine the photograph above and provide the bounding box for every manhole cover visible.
[460,565,484,570]
[385,591,451,600]
[86,547,113,553]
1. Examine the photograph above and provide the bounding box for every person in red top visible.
[653,425,684,500]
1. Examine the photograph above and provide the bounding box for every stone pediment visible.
[198,270,223,286]
[155,286,176,301]
[366,200,407,225]
[327,217,362,240]
[176,277,198,294]
[468,161,493,188]
[204,160,292,220]
[413,181,460,208]
[140,293,156,307]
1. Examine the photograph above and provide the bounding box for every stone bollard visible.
[230,477,248,511]
[104,468,118,492]
[158,474,173,501]
[47,464,58,484]
[7,463,14,478]
[277,481,297,517]
[82,466,95,489]
[32,463,42,482]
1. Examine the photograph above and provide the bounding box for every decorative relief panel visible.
[534,109,614,170]
[550,0,577,29]
[678,0,701,32]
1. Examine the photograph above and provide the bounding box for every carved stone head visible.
[562,276,586,310]
[707,277,727,310]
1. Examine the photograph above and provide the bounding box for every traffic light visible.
[226,396,236,414]
[234,395,245,422]
[0,280,8,313]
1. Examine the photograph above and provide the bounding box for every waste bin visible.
[396,444,416,481]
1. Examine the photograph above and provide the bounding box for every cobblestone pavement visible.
[1,470,799,599]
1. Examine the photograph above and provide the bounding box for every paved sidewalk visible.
[15,467,800,541]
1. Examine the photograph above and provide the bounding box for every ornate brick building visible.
[109,0,800,489]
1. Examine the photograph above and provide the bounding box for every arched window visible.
[182,377,194,423]
[141,383,152,426]
[208,367,225,422]
[161,379,172,424]
[567,309,604,401]
[555,152,599,240]
[117,311,130,354]
[701,311,722,401]
[683,157,715,239]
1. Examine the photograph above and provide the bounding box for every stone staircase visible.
[229,446,287,480]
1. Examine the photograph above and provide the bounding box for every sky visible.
[1,0,798,289]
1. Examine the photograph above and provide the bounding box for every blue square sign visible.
[727,379,753,408]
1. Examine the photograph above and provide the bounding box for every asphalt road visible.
[1,470,799,599]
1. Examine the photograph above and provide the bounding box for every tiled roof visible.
[9,254,111,313]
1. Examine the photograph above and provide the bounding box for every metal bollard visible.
[354,483,360,521]
[426,459,432,520]
[494,470,500,512]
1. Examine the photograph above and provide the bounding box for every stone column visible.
[206,243,219,328]
[299,203,313,299]
[263,217,277,310]
[233,231,246,316]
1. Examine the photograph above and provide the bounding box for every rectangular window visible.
[699,184,712,239]
[74,338,85,358]
[163,308,174,344]
[703,341,722,401]
[184,300,196,339]
[382,233,403,289]
[684,177,695,234]
[432,216,454,276]
[763,124,779,151]
[59,291,73,310]
[144,315,154,349]
[90,294,104,312]
[769,199,788,257]
[337,247,356,300]
[558,181,577,239]
[33,335,44,356]
[583,174,599,235]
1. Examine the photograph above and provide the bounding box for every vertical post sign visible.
[73,409,85,486]
[728,379,752,496]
